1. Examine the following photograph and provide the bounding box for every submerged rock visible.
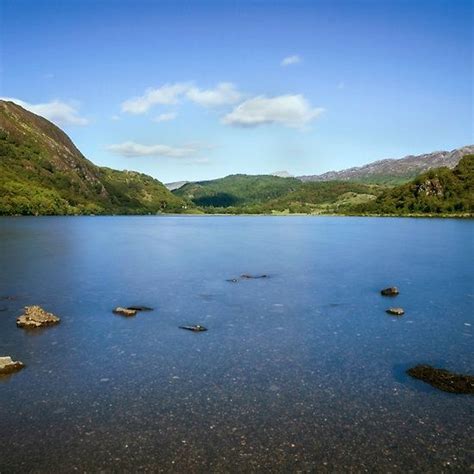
[240,274,268,279]
[0,356,25,375]
[381,287,399,296]
[386,307,405,316]
[126,306,153,311]
[179,325,207,332]
[407,365,474,394]
[17,306,60,328]
[113,307,137,317]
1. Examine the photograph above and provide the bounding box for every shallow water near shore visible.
[0,216,472,472]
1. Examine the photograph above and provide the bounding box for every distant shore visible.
[1,212,472,219]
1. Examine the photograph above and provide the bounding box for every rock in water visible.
[407,365,474,394]
[179,325,207,332]
[386,307,405,316]
[240,274,268,279]
[126,306,153,311]
[0,356,25,375]
[17,306,60,328]
[381,287,399,296]
[113,307,137,317]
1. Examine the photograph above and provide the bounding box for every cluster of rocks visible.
[380,287,472,394]
[380,286,404,317]
[3,281,471,395]
[1,305,61,376]
[1,298,211,378]
[112,305,207,331]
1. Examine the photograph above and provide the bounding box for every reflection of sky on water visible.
[0,216,472,471]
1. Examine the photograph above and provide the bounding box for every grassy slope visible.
[0,101,185,215]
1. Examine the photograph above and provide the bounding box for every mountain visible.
[298,146,474,184]
[352,155,474,215]
[165,180,189,191]
[0,100,185,215]
[173,174,302,208]
[271,170,293,178]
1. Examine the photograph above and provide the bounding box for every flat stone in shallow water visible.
[17,305,60,328]
[0,356,24,375]
[386,307,405,316]
[113,307,137,317]
[381,287,399,296]
[407,365,474,394]
[126,306,153,311]
[179,325,207,332]
[240,274,268,279]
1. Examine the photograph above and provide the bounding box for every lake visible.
[0,216,472,472]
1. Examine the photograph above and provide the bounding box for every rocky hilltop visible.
[299,146,474,184]
[0,100,185,215]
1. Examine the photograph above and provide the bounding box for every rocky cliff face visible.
[298,146,474,184]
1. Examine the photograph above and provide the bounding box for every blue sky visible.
[1,0,472,182]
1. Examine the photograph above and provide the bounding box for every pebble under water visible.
[0,216,473,472]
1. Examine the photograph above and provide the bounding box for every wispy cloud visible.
[152,112,177,123]
[281,55,302,66]
[106,141,203,159]
[121,83,190,114]
[186,83,242,107]
[1,97,88,126]
[222,94,323,128]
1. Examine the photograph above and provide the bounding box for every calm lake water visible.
[0,216,472,472]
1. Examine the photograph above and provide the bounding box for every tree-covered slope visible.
[173,174,302,207]
[353,155,474,215]
[211,181,380,214]
[0,100,185,215]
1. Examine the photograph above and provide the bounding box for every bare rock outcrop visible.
[0,356,25,375]
[17,305,60,328]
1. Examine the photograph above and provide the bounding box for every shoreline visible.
[1,212,472,219]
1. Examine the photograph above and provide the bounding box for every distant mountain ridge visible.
[298,146,474,184]
[0,100,185,215]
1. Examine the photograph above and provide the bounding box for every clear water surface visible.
[0,216,472,472]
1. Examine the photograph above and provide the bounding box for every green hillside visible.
[353,155,474,215]
[0,100,185,215]
[173,174,302,207]
[173,175,383,215]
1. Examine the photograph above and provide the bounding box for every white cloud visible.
[111,115,121,121]
[1,97,88,126]
[121,82,190,114]
[222,94,324,128]
[281,55,301,66]
[186,82,242,107]
[106,141,202,159]
[121,82,242,114]
[152,112,177,123]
